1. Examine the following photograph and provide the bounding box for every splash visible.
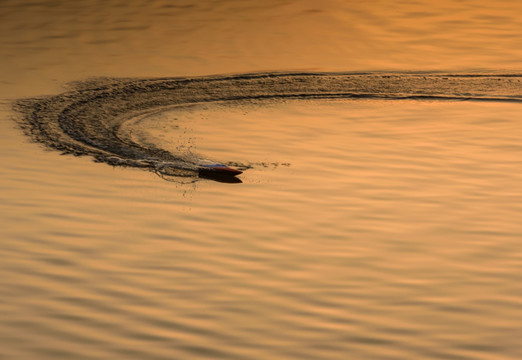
[13,72,522,180]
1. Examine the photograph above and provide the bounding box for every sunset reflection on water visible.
[1,1,522,359]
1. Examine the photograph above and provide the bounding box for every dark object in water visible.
[198,164,243,180]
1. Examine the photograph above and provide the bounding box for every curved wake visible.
[13,72,522,179]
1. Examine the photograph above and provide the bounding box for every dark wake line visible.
[12,72,522,179]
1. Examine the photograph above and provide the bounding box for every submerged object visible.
[197,163,243,177]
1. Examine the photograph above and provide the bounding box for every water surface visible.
[2,1,522,359]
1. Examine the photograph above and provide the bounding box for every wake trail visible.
[13,72,522,179]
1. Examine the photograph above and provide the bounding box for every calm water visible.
[2,1,522,359]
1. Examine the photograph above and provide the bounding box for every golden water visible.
[1,1,522,359]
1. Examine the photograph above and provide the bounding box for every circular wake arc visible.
[13,72,522,180]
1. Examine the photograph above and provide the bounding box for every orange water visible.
[1,1,522,359]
